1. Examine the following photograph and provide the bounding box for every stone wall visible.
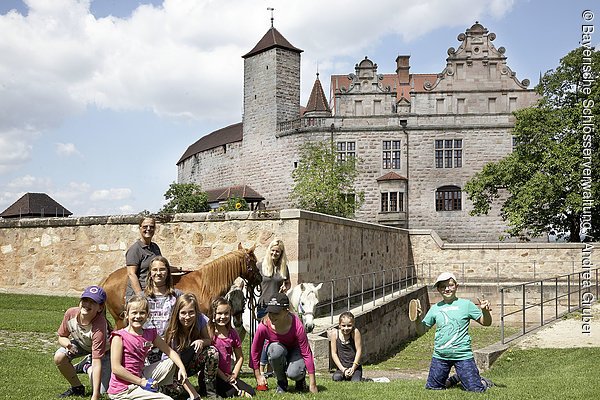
[0,210,411,298]
[345,286,429,365]
[409,229,599,283]
[177,141,243,189]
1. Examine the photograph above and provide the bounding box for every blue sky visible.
[0,0,594,216]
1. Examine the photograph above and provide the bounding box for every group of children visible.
[55,264,495,399]
[55,256,254,400]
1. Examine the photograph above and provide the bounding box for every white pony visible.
[287,282,323,333]
[238,281,323,342]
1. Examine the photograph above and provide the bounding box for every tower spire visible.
[267,7,275,27]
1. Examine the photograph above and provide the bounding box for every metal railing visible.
[313,265,421,324]
[499,268,599,344]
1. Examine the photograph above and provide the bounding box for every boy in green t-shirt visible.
[417,272,493,392]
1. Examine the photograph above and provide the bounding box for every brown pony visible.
[101,243,260,329]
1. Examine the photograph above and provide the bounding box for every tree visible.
[290,140,365,218]
[159,182,210,214]
[465,47,600,242]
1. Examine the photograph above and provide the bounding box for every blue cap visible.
[81,285,107,304]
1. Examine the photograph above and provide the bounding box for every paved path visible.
[515,303,600,349]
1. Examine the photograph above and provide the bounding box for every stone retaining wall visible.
[0,210,411,299]
[409,229,598,284]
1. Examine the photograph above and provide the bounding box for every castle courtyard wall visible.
[0,211,595,299]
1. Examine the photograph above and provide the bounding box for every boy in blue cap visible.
[54,285,111,399]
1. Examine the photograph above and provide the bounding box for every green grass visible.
[0,293,597,400]
[369,322,519,372]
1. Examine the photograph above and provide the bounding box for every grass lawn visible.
[1,293,598,399]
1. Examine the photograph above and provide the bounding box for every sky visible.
[0,0,594,216]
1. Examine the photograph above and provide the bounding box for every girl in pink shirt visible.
[107,295,199,400]
[208,297,255,398]
[251,293,318,394]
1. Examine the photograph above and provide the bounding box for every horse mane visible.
[193,250,246,304]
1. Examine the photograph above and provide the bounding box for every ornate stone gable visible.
[342,57,394,94]
[424,22,530,92]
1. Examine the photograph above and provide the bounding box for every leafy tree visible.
[159,182,210,214]
[290,140,364,218]
[465,47,600,242]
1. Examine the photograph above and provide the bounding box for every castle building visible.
[177,22,538,242]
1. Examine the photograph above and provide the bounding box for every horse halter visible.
[242,251,260,287]
[297,301,313,319]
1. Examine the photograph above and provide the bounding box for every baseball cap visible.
[81,285,107,304]
[433,272,458,288]
[265,293,290,313]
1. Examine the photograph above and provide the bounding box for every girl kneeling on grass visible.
[209,297,255,398]
[330,311,364,382]
[251,293,318,394]
[107,294,200,400]
[55,285,111,400]
[164,293,221,398]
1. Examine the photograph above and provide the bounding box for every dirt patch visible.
[0,330,57,354]
[514,303,600,349]
[363,369,428,381]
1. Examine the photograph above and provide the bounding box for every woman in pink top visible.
[250,293,318,394]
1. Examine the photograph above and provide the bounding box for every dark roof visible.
[0,192,72,218]
[305,73,330,113]
[205,185,265,203]
[376,172,408,181]
[177,122,243,165]
[242,27,303,59]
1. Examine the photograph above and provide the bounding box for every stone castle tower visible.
[177,22,539,242]
[240,26,302,210]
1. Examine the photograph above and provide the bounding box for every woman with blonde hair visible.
[255,239,291,377]
[257,239,291,320]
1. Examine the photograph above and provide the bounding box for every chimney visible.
[396,55,410,85]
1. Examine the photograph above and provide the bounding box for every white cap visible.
[433,272,457,288]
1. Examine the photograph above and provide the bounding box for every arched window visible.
[436,185,462,211]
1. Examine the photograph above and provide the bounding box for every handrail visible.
[313,265,422,324]
[499,268,599,344]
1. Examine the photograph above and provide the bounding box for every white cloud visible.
[55,142,82,157]
[0,131,34,173]
[0,0,515,175]
[6,174,53,190]
[90,188,132,201]
[119,204,135,214]
[0,0,516,119]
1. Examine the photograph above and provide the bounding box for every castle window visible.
[509,97,518,112]
[488,97,496,112]
[456,63,465,79]
[374,100,382,114]
[489,63,497,79]
[457,98,465,113]
[436,98,445,113]
[436,186,462,211]
[382,140,401,169]
[381,191,403,212]
[337,141,356,162]
[355,100,363,116]
[435,139,462,168]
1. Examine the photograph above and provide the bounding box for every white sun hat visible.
[433,272,458,288]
